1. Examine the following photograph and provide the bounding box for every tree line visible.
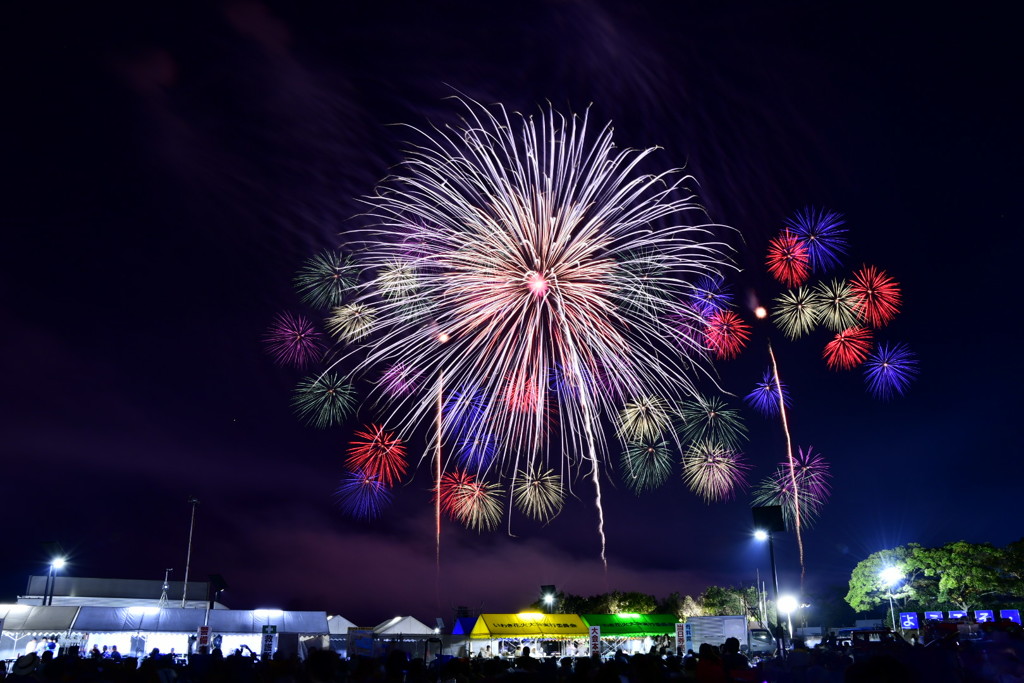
[845,539,1024,615]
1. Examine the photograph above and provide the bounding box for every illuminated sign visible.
[924,611,943,621]
[975,610,994,623]
[899,613,919,629]
[1000,610,1021,624]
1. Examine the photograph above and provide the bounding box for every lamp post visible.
[45,557,66,606]
[880,566,903,633]
[754,529,786,657]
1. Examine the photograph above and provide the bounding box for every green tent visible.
[580,614,680,637]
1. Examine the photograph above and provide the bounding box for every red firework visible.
[823,327,874,370]
[503,373,541,413]
[705,310,752,359]
[850,265,902,327]
[436,469,474,517]
[345,424,408,485]
[766,231,811,287]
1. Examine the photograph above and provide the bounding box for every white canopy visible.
[328,615,356,634]
[372,616,434,635]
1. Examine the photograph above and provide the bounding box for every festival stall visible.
[469,613,588,658]
[580,614,680,656]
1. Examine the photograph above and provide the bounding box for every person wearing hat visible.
[11,651,39,678]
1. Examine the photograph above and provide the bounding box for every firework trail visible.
[329,99,733,559]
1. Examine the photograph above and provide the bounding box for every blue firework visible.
[334,469,392,519]
[784,207,847,272]
[864,342,919,400]
[745,369,792,416]
[689,274,733,316]
[457,432,499,469]
[444,388,488,438]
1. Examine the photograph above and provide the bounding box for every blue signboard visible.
[948,610,967,620]
[1000,609,1021,625]
[924,611,943,622]
[975,610,995,623]
[899,612,919,629]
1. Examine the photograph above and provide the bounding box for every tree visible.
[699,585,757,617]
[908,541,1004,612]
[845,544,932,613]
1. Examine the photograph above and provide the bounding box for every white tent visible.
[373,616,434,635]
[328,615,356,635]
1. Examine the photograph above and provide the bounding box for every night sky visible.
[3,1,1021,627]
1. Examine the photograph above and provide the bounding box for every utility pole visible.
[181,497,199,608]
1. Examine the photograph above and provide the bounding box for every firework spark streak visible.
[767,341,806,587]
[330,99,733,558]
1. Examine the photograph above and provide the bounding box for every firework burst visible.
[864,342,918,399]
[784,207,847,272]
[814,279,861,332]
[617,396,672,442]
[292,372,355,428]
[744,369,791,417]
[704,310,752,359]
[677,395,748,450]
[823,327,874,370]
[325,304,377,342]
[690,274,734,316]
[620,438,674,493]
[332,99,736,559]
[512,467,564,521]
[437,469,504,532]
[334,469,392,519]
[765,230,810,287]
[457,432,499,469]
[345,424,408,485]
[850,265,902,327]
[264,312,324,367]
[682,440,749,503]
[295,250,356,310]
[772,286,822,339]
[752,447,831,528]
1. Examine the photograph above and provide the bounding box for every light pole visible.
[181,496,200,608]
[754,529,787,657]
[45,557,66,606]
[880,566,903,634]
[777,595,798,644]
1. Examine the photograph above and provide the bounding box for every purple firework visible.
[784,207,848,272]
[690,274,734,316]
[334,469,393,519]
[745,369,792,416]
[264,312,324,367]
[378,362,422,397]
[752,446,832,528]
[864,342,919,400]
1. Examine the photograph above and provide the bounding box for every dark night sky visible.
[2,1,1021,627]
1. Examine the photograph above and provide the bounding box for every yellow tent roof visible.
[470,613,588,639]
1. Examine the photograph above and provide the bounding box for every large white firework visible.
[334,100,736,558]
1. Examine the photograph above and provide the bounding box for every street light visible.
[880,566,903,633]
[542,594,554,612]
[45,557,66,606]
[753,527,786,656]
[777,595,798,643]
